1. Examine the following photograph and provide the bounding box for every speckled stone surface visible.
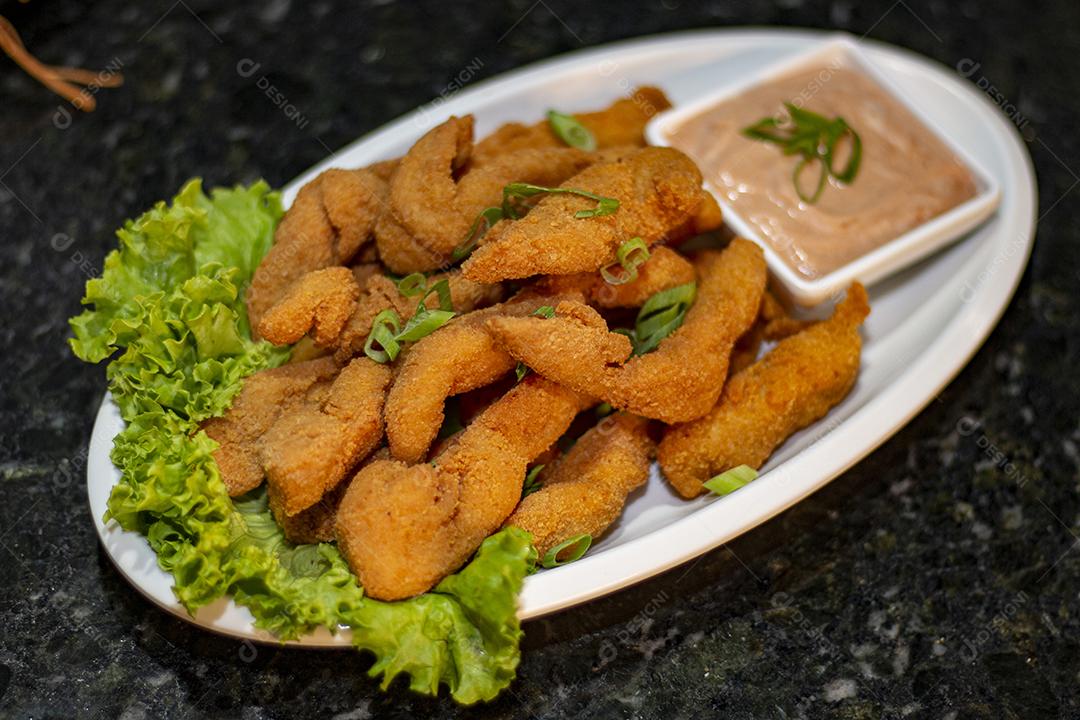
[0,0,1077,718]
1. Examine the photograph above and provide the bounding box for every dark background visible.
[1,1,1077,718]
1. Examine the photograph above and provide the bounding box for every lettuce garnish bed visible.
[70,179,532,703]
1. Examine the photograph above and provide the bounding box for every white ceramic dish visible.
[87,29,1036,646]
[646,35,1003,306]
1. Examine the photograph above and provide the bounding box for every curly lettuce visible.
[70,179,533,703]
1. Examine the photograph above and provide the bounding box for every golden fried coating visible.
[384,293,579,464]
[386,115,595,266]
[332,270,504,362]
[374,209,446,274]
[535,245,695,309]
[471,86,671,164]
[247,167,386,332]
[257,267,360,347]
[658,283,870,498]
[488,239,766,423]
[203,357,341,497]
[461,147,706,282]
[593,246,696,308]
[504,413,653,557]
[728,289,811,374]
[336,376,590,600]
[261,357,392,516]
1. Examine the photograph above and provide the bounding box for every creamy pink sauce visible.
[667,65,977,279]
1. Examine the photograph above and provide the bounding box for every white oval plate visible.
[88,29,1036,646]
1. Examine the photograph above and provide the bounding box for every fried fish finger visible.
[387,116,594,264]
[203,357,341,496]
[384,293,581,464]
[332,270,504,362]
[260,357,392,517]
[335,376,590,600]
[487,238,766,423]
[256,266,360,347]
[247,167,386,332]
[658,283,869,498]
[461,147,705,282]
[504,413,653,557]
[471,86,671,164]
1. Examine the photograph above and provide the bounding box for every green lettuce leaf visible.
[71,179,533,704]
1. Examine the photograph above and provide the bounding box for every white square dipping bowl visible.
[646,34,1002,306]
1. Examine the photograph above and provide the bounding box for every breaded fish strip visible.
[504,413,653,557]
[384,293,580,464]
[658,283,869,498]
[269,448,390,544]
[332,271,504,362]
[471,86,672,164]
[336,376,590,600]
[248,167,386,332]
[386,115,595,264]
[203,357,340,496]
[488,239,766,423]
[540,246,696,309]
[261,357,392,516]
[461,147,706,282]
[257,267,360,347]
[728,290,811,374]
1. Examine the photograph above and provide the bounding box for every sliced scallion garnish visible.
[741,102,862,204]
[702,465,759,496]
[396,308,455,342]
[546,110,597,151]
[419,278,454,313]
[364,309,403,363]
[522,464,545,498]
[365,279,457,363]
[501,182,619,220]
[600,237,650,286]
[632,282,696,355]
[453,206,504,261]
[541,534,592,568]
[396,272,427,297]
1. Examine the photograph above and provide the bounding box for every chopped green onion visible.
[396,309,455,342]
[595,402,614,417]
[633,282,696,355]
[364,309,403,363]
[396,272,427,297]
[547,110,597,151]
[522,464,545,498]
[501,182,619,221]
[575,196,619,219]
[541,534,592,568]
[364,281,456,363]
[515,362,529,382]
[741,102,862,204]
[702,465,759,496]
[419,278,454,313]
[793,155,829,204]
[453,206,504,261]
[600,237,650,285]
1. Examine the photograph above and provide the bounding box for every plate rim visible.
[85,26,1038,645]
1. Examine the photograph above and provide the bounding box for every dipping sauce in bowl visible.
[666,64,978,280]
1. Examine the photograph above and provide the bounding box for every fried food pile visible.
[209,87,870,600]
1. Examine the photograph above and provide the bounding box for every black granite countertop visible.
[1,0,1077,718]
